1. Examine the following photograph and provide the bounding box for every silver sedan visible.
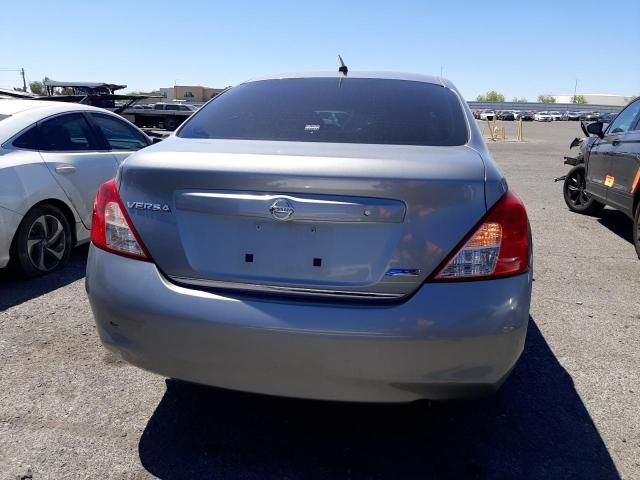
[0,100,152,277]
[86,72,532,402]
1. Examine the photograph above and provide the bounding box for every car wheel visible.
[164,117,178,130]
[563,165,605,215]
[634,204,640,259]
[11,204,72,278]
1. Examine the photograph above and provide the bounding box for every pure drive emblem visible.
[269,198,294,221]
[127,201,171,212]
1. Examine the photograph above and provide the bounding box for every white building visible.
[552,94,634,107]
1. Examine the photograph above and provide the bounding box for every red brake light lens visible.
[91,179,150,261]
[432,191,530,280]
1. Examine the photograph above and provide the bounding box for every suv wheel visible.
[563,165,605,215]
[11,205,72,278]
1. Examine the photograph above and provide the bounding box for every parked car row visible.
[473,109,618,123]
[474,109,537,121]
[129,103,201,112]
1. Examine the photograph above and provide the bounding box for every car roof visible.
[0,99,103,116]
[244,71,451,88]
[0,99,121,143]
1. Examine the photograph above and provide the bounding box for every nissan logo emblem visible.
[269,198,294,221]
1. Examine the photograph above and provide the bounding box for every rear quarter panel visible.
[0,149,77,217]
[0,205,22,268]
[453,86,507,209]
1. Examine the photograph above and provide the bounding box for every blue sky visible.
[1,0,638,100]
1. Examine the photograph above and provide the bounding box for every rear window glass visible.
[178,78,468,146]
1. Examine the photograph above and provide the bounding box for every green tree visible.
[538,94,556,104]
[512,97,528,103]
[29,76,52,95]
[476,90,505,102]
[29,80,44,95]
[571,95,587,104]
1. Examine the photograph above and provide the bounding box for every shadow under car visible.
[597,209,634,245]
[138,318,619,480]
[0,244,88,311]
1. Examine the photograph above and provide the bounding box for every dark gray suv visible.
[563,97,640,257]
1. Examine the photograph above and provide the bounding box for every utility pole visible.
[20,68,27,92]
[0,67,28,91]
[573,79,578,103]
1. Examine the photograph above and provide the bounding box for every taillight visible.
[431,191,529,281]
[91,179,151,261]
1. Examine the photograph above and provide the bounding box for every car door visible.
[87,112,151,166]
[603,99,640,217]
[38,112,118,229]
[587,132,616,202]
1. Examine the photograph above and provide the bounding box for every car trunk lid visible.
[118,138,487,300]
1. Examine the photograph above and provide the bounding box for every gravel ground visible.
[1,121,638,479]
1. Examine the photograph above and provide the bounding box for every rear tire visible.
[11,204,72,278]
[634,204,640,259]
[563,165,605,215]
[164,116,178,130]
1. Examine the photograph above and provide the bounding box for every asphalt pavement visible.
[1,121,638,479]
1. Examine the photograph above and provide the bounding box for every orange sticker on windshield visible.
[605,175,615,187]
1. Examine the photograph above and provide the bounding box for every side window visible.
[165,105,180,111]
[90,114,148,151]
[39,113,99,151]
[607,100,640,135]
[12,126,40,150]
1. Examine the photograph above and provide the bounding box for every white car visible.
[479,110,496,120]
[548,111,563,121]
[0,100,153,277]
[534,111,553,122]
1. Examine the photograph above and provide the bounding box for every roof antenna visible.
[338,55,348,75]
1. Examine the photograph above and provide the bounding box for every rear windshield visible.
[178,78,468,146]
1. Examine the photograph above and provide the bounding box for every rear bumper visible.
[86,246,532,402]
